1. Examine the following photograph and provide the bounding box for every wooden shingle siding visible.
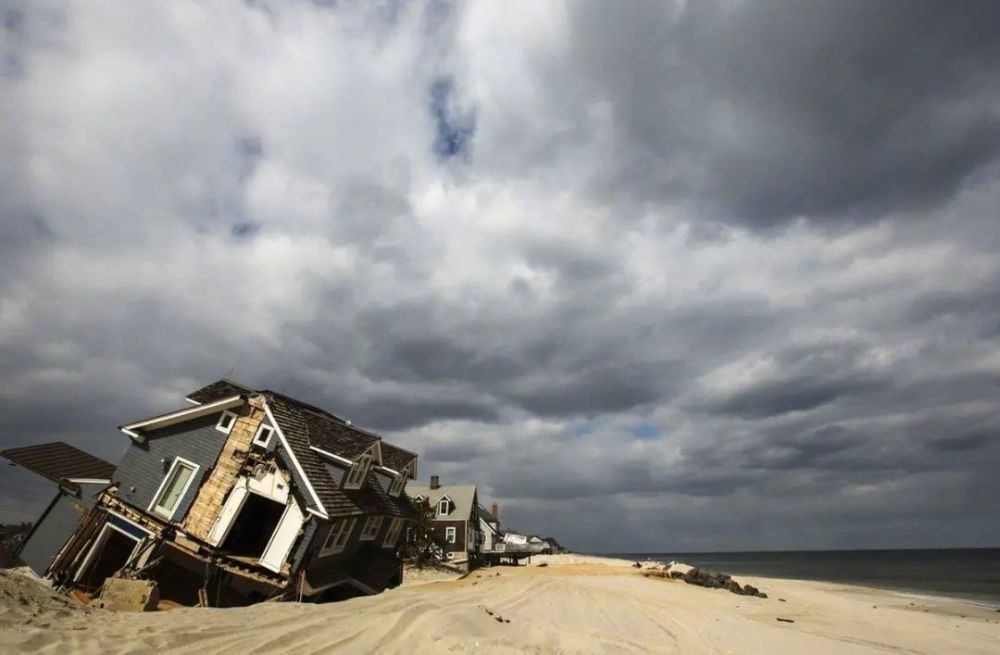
[114,414,230,523]
[433,520,467,554]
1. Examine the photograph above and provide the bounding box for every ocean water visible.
[605,548,1000,608]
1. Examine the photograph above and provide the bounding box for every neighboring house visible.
[10,380,420,606]
[407,476,480,565]
[478,502,501,553]
[0,442,115,577]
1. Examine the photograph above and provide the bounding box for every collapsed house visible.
[2,380,419,607]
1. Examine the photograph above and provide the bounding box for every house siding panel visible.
[19,488,97,576]
[114,414,229,522]
[432,520,467,555]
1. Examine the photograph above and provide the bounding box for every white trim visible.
[346,578,378,595]
[74,513,151,583]
[120,396,243,434]
[66,478,111,484]
[445,526,457,544]
[320,517,356,556]
[437,495,453,517]
[263,400,328,519]
[253,423,275,448]
[373,441,383,467]
[215,410,238,434]
[184,397,202,406]
[147,457,200,521]
[309,445,353,466]
[375,465,400,476]
[382,518,403,548]
[107,509,153,535]
[258,497,304,573]
[343,452,373,490]
[359,515,383,541]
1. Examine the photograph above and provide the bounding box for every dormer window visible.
[437,497,452,516]
[253,424,274,448]
[344,452,373,490]
[388,472,406,497]
[215,410,237,434]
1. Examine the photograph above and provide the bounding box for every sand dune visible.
[2,555,998,654]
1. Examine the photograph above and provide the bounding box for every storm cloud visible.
[1,0,998,552]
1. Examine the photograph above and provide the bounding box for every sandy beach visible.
[2,554,998,654]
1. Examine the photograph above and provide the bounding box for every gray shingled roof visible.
[1,442,116,491]
[380,441,418,476]
[185,379,252,404]
[266,394,364,518]
[407,484,477,521]
[304,412,378,460]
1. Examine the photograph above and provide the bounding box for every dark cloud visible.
[535,0,1000,228]
[0,1,998,552]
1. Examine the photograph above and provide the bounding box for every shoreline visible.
[583,552,1000,611]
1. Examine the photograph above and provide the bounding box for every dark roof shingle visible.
[1,442,116,490]
[185,379,252,404]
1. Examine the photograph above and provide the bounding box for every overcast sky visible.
[1,1,998,553]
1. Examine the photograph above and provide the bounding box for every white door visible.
[207,485,249,546]
[259,497,304,573]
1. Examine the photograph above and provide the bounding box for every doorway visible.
[78,527,140,589]
[219,493,285,560]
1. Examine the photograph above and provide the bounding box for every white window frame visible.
[388,473,406,497]
[343,453,373,490]
[253,423,275,448]
[359,515,383,541]
[215,410,238,434]
[437,497,452,517]
[320,517,356,556]
[148,457,200,521]
[445,526,457,544]
[383,518,404,548]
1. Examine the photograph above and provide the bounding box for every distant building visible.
[407,476,480,565]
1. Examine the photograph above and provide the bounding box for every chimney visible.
[491,502,499,520]
[430,475,440,490]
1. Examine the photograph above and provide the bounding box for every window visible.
[216,410,237,434]
[437,497,451,517]
[343,453,373,490]
[445,526,456,544]
[253,424,274,448]
[150,458,199,520]
[321,518,356,555]
[387,473,406,497]
[360,516,383,541]
[383,518,404,548]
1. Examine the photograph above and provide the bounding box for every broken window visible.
[343,453,372,490]
[151,458,198,520]
[383,518,404,548]
[321,517,356,556]
[359,516,383,541]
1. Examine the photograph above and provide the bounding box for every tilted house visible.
[33,380,419,606]
[407,476,480,566]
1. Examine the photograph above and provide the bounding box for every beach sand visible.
[2,554,998,654]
